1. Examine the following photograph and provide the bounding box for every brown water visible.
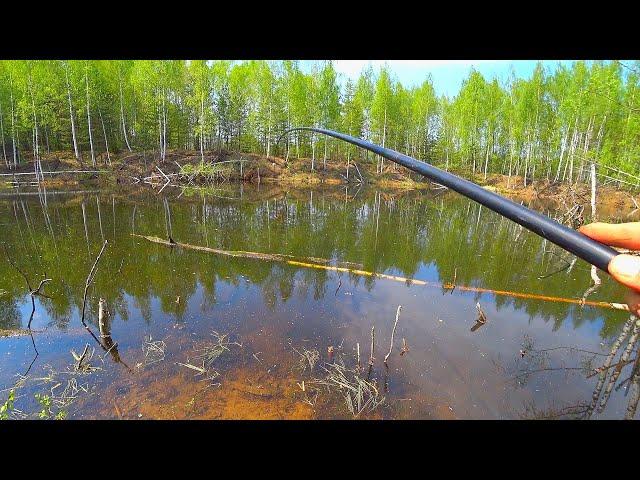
[0,184,637,420]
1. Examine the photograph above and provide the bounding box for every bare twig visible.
[476,302,487,324]
[80,240,108,327]
[384,305,402,364]
[2,243,33,291]
[140,336,166,367]
[598,317,640,412]
[368,326,375,367]
[71,344,90,371]
[400,338,409,356]
[30,278,52,297]
[471,302,488,332]
[586,315,635,418]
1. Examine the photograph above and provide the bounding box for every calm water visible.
[0,184,636,419]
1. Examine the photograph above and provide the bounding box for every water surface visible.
[0,184,636,419]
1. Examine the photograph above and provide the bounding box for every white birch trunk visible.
[266,103,272,160]
[85,66,95,167]
[28,73,42,181]
[0,102,7,167]
[162,87,167,161]
[119,75,132,152]
[65,64,80,161]
[98,107,111,165]
[10,75,17,166]
[200,97,205,163]
[311,132,315,171]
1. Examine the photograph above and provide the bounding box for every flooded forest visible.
[1,60,640,420]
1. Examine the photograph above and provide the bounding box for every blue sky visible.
[300,60,578,98]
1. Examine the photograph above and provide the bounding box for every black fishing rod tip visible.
[276,128,299,146]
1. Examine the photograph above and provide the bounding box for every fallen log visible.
[0,170,108,177]
[133,234,628,312]
[131,234,363,269]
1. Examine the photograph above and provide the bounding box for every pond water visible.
[0,183,636,419]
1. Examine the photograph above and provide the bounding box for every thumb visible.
[608,254,640,292]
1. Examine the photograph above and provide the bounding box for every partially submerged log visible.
[0,328,34,338]
[131,234,362,269]
[133,234,630,313]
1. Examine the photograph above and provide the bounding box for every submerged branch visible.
[131,233,362,269]
[81,240,108,327]
[135,233,629,313]
[384,306,402,364]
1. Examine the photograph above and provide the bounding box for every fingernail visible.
[609,255,640,280]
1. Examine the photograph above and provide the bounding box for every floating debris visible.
[476,303,488,323]
[140,336,166,367]
[71,344,98,373]
[400,338,410,356]
[194,331,242,369]
[311,356,385,418]
[471,302,488,332]
[292,346,320,373]
[176,361,207,375]
[384,305,402,364]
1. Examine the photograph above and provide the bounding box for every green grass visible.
[180,162,231,178]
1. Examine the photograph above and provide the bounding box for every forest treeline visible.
[0,60,639,184]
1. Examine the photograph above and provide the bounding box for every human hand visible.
[579,222,640,315]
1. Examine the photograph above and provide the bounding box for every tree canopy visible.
[0,60,638,182]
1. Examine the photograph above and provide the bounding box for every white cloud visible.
[332,60,502,76]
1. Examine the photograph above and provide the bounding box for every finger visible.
[609,254,640,293]
[579,222,640,250]
[626,289,640,317]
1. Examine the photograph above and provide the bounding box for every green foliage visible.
[34,393,66,420]
[35,393,52,419]
[180,162,221,178]
[0,60,639,180]
[0,389,15,420]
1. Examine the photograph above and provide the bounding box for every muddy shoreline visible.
[2,149,639,216]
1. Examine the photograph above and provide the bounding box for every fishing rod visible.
[278,127,619,274]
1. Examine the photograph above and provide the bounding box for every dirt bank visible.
[2,150,638,216]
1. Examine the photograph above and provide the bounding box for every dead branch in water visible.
[76,240,121,361]
[625,358,640,419]
[384,305,402,365]
[98,298,107,337]
[30,278,52,298]
[139,336,166,367]
[195,331,242,369]
[310,356,384,417]
[292,346,320,373]
[598,316,640,413]
[586,315,635,419]
[400,338,409,356]
[471,302,488,332]
[131,233,362,269]
[81,240,108,327]
[1,243,51,298]
[476,302,487,323]
[2,244,51,338]
[449,267,457,294]
[368,326,375,367]
[134,235,628,313]
[71,344,92,371]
